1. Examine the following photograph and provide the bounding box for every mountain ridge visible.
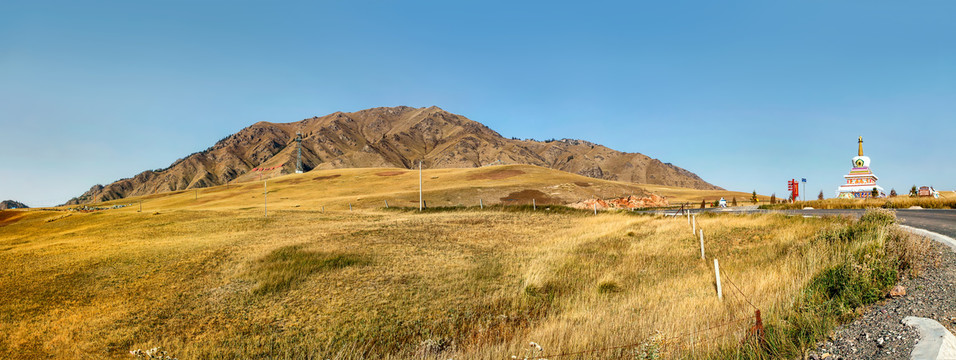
[65,106,720,205]
[0,200,29,210]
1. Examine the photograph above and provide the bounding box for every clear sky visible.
[2,1,954,207]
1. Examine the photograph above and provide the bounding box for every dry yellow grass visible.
[78,165,767,212]
[769,194,956,210]
[636,184,771,205]
[1,166,830,359]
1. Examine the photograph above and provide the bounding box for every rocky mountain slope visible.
[0,200,28,210]
[66,106,720,205]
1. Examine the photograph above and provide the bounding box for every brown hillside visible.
[66,106,720,205]
[0,200,29,210]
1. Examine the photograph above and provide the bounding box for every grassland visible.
[77,165,771,212]
[635,184,769,205]
[0,166,927,359]
[763,191,956,210]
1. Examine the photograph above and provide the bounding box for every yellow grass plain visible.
[1,166,834,359]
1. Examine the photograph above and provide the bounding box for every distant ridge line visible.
[65,106,720,205]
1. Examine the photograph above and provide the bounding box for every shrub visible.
[597,280,622,294]
[859,208,896,225]
[737,208,934,358]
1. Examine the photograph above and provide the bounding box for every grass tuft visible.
[249,245,369,295]
[597,280,622,294]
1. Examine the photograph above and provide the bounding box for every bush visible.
[737,208,934,358]
[884,227,938,278]
[597,280,622,294]
[859,208,896,225]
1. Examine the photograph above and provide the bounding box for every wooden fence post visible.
[700,230,706,259]
[714,258,723,300]
[479,198,483,209]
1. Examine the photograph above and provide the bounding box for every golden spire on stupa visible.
[858,136,864,156]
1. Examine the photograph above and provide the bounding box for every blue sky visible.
[2,1,954,206]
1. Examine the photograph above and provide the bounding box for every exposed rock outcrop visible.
[570,195,669,210]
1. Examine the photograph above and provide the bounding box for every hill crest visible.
[0,200,29,210]
[65,106,720,205]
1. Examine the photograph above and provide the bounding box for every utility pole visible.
[419,160,423,212]
[802,178,807,202]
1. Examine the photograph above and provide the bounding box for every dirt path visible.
[810,239,956,359]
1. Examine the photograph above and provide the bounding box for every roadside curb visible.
[898,225,956,252]
[896,225,956,360]
[902,317,956,360]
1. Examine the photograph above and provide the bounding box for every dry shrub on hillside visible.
[885,227,938,278]
[858,208,937,277]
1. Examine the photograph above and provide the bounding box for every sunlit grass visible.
[0,206,844,359]
[0,166,914,359]
[765,194,956,210]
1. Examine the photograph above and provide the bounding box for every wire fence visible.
[527,214,766,359]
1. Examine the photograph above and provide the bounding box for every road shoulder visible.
[811,229,956,360]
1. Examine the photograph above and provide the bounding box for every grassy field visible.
[0,166,927,359]
[763,191,956,210]
[636,184,769,206]
[73,165,772,212]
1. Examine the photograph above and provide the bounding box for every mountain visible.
[65,106,720,205]
[0,200,28,210]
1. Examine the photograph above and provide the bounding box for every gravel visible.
[809,241,956,360]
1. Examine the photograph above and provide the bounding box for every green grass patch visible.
[249,245,369,295]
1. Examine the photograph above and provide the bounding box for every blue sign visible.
[801,178,806,182]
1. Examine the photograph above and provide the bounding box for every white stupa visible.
[836,137,885,199]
